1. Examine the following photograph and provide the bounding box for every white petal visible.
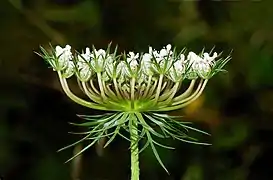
[159,49,168,57]
[149,47,153,54]
[166,44,172,51]
[55,46,63,56]
[180,54,185,61]
[85,47,91,55]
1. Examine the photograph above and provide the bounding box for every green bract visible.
[37,43,230,178]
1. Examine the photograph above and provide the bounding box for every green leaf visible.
[152,139,175,150]
[103,113,129,148]
[139,140,150,154]
[146,131,169,174]
[58,133,91,152]
[64,131,104,163]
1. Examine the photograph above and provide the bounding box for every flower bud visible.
[193,60,211,79]
[78,64,92,82]
[148,45,173,74]
[168,54,185,82]
[55,45,73,70]
[62,60,75,78]
[105,56,115,78]
[76,53,92,82]
[141,53,153,75]
[126,52,140,77]
[90,49,108,72]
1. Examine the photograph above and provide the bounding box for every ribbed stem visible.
[130,113,140,180]
[57,71,108,111]
[97,72,107,100]
[154,74,164,103]
[159,79,208,111]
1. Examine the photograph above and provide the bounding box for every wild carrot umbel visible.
[37,43,230,180]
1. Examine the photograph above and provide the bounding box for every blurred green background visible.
[1,0,273,179]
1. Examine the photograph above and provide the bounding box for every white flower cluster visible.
[38,43,230,111]
[55,45,73,70]
[49,44,219,83]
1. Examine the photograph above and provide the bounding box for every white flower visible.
[203,52,217,64]
[116,52,140,80]
[55,45,73,70]
[141,53,153,76]
[127,52,139,61]
[78,64,92,81]
[166,44,172,51]
[148,45,173,73]
[105,56,115,78]
[173,60,184,75]
[76,48,92,81]
[116,61,127,82]
[77,48,91,68]
[159,44,172,57]
[81,47,92,61]
[193,60,211,79]
[185,52,200,79]
[187,52,202,64]
[63,60,75,78]
[186,51,214,79]
[90,49,108,72]
[48,44,222,82]
[169,54,185,81]
[93,49,106,58]
[127,52,139,73]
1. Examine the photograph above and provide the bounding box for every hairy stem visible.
[130,113,140,180]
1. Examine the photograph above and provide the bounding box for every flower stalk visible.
[130,113,140,180]
[37,43,230,180]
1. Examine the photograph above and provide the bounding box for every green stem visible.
[81,82,102,104]
[130,113,140,180]
[173,79,196,101]
[153,74,164,103]
[57,71,109,111]
[158,82,180,105]
[158,79,208,111]
[113,78,122,99]
[172,80,203,106]
[131,77,136,101]
[97,72,107,100]
[142,75,152,98]
[89,79,100,95]
[147,79,158,98]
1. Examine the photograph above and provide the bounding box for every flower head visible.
[55,45,73,69]
[38,43,230,111]
[38,43,231,172]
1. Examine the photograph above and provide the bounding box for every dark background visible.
[1,0,273,179]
